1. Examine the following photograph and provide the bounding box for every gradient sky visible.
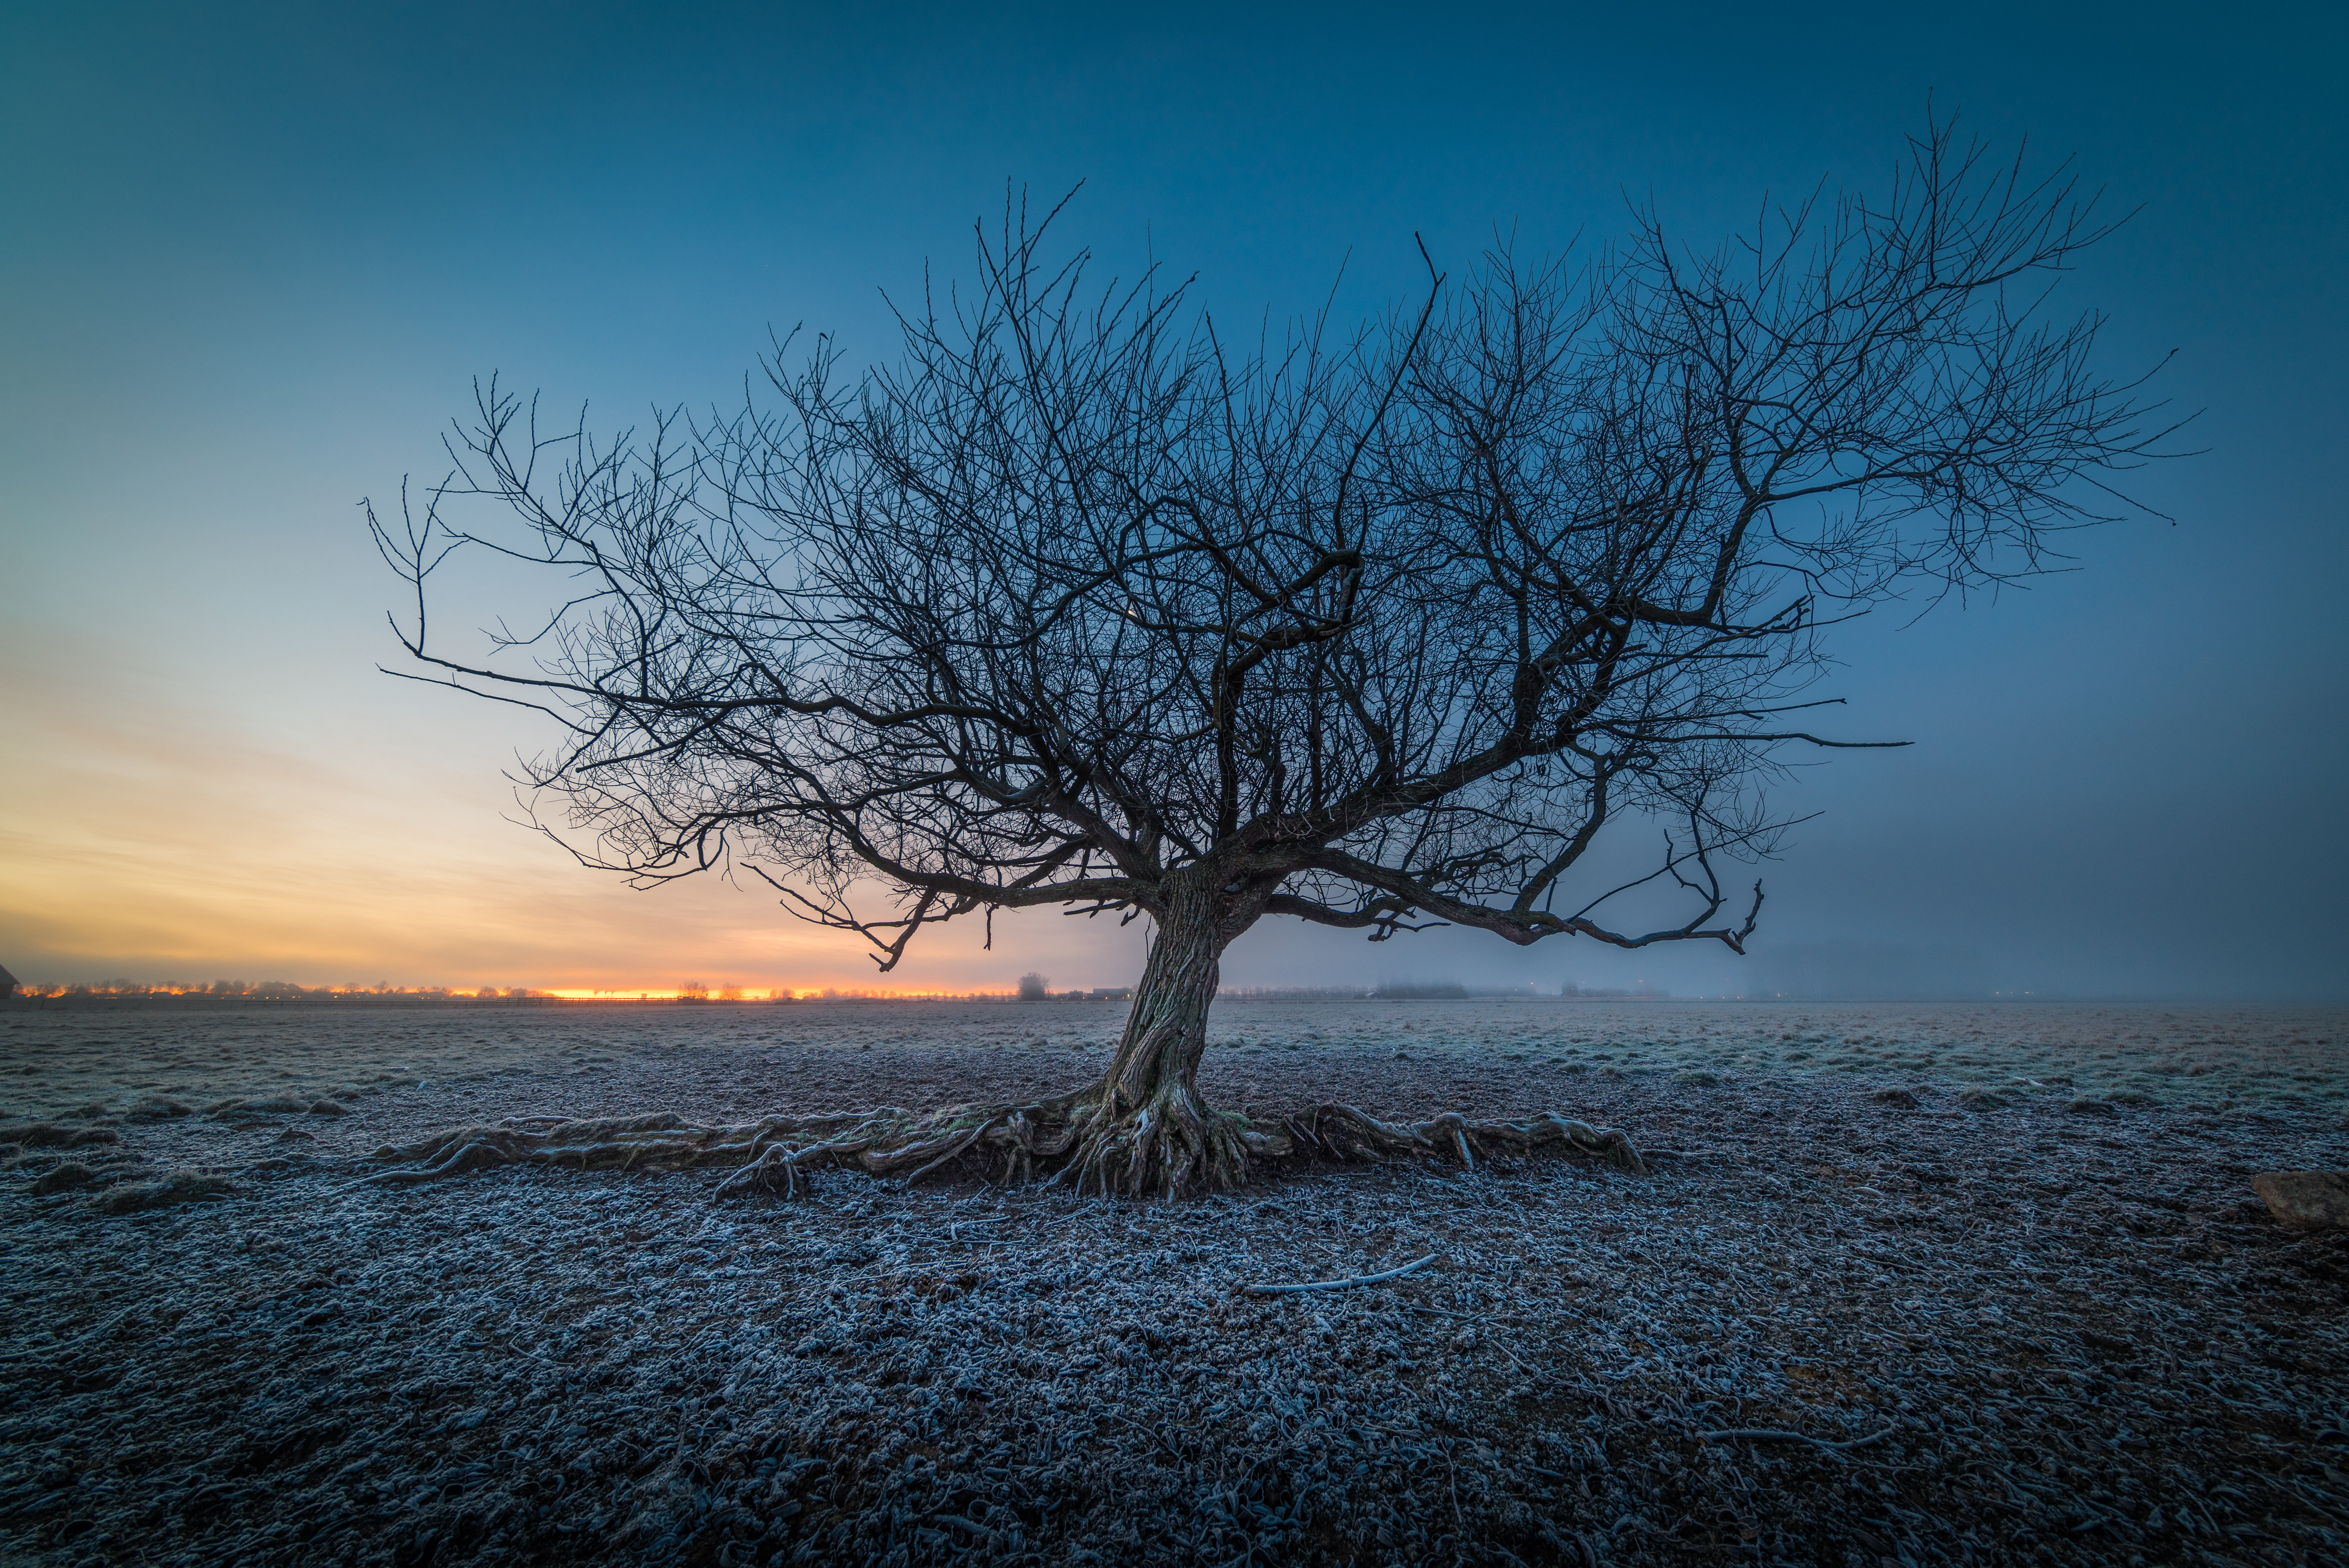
[3,0,2342,999]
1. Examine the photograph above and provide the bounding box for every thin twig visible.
[1406,1305,1542,1328]
[928,1513,1004,1545]
[1697,1426,1898,1456]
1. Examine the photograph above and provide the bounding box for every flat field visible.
[2,998,2345,1565]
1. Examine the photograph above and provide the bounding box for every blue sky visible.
[2,0,2342,997]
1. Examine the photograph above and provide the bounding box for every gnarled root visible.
[355,1104,1077,1196]
[1278,1104,1649,1176]
[357,1098,1644,1198]
[1056,1084,1253,1198]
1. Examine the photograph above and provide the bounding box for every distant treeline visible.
[6,980,559,1002]
[5,985,572,1009]
[0,981,1137,1009]
[1222,983,1677,1001]
[6,978,1689,1007]
[1223,987,1376,1000]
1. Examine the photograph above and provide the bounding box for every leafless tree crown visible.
[372,124,2177,969]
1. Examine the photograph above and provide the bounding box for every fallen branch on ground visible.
[1245,1253,1440,1295]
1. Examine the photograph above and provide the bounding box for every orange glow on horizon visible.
[0,636,1151,996]
[5,980,1034,1003]
[532,986,1020,1002]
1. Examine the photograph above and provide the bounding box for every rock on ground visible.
[2252,1169,2349,1229]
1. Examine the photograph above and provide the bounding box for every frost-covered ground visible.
[3,999,2346,1565]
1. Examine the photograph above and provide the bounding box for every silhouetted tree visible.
[371,122,2173,1196]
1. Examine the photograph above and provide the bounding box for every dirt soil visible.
[2,999,2346,1566]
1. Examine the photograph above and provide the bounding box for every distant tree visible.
[1017,972,1053,1002]
[371,122,2174,1196]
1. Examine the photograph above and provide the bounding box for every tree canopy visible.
[376,125,2167,974]
[369,122,2175,1195]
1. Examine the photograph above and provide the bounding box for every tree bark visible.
[1064,872,1251,1196]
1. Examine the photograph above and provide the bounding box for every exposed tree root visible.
[1279,1103,1649,1176]
[356,1097,1647,1199]
[1058,1080,1256,1198]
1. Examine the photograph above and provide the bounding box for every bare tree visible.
[369,123,2174,1197]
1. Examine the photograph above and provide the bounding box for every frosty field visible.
[3,998,2345,1565]
[4,998,2346,1135]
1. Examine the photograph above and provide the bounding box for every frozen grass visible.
[1,1000,2344,1563]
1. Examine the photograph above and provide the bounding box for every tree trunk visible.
[1064,872,1251,1196]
